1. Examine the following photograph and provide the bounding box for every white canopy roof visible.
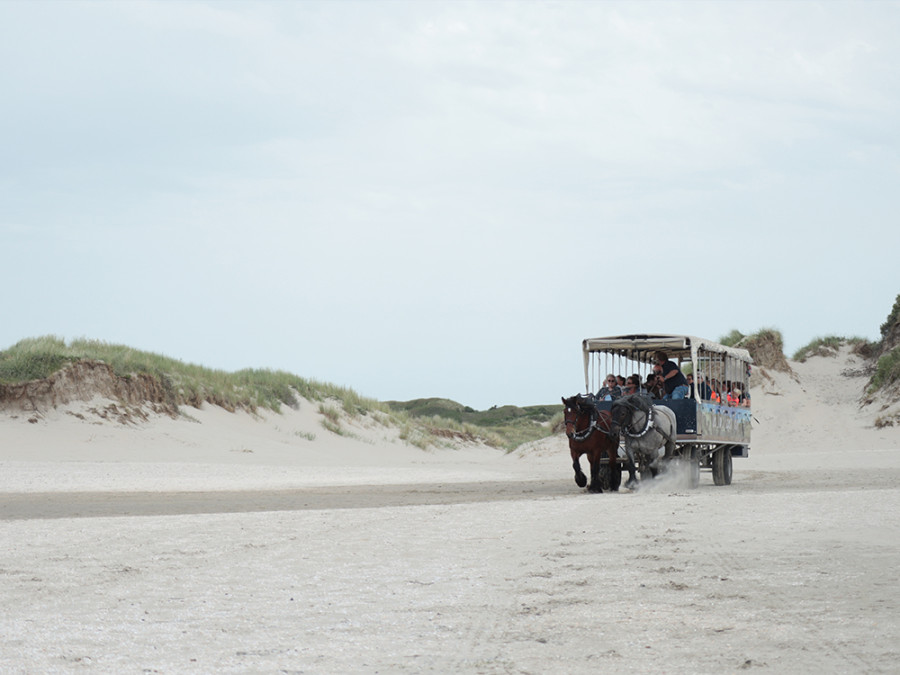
[581,334,753,364]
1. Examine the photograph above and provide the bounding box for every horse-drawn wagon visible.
[563,334,752,491]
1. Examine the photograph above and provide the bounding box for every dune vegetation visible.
[792,335,873,363]
[5,292,900,447]
[0,336,557,451]
[872,294,900,394]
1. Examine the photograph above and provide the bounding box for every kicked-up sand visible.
[1,347,899,673]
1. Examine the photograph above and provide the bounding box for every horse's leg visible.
[605,444,622,491]
[662,415,677,460]
[665,437,677,460]
[623,444,639,489]
[571,450,587,488]
[588,451,603,493]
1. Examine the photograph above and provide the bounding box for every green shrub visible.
[718,329,745,347]
[0,336,70,382]
[318,403,341,424]
[320,418,345,436]
[870,346,900,392]
[794,336,873,363]
[880,293,900,338]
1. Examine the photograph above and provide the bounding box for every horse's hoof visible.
[575,474,587,488]
[588,485,604,494]
[624,479,638,490]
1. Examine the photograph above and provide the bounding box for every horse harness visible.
[623,406,655,438]
[615,396,677,446]
[565,401,613,442]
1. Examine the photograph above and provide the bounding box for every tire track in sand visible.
[0,479,571,520]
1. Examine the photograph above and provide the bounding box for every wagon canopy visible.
[581,334,753,365]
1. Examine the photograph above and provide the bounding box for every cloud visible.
[2,1,899,407]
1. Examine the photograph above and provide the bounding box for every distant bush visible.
[718,329,745,347]
[880,293,900,339]
[793,336,872,363]
[735,328,791,372]
[870,346,900,392]
[0,336,70,382]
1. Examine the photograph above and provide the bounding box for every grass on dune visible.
[0,336,555,451]
[0,336,386,415]
[792,335,873,363]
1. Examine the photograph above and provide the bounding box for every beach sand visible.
[2,347,899,673]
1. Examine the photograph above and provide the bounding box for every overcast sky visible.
[2,1,899,409]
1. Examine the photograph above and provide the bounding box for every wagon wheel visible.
[609,462,623,491]
[689,448,701,489]
[712,446,733,486]
[599,463,612,491]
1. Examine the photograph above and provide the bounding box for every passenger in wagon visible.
[726,384,741,407]
[726,383,751,407]
[596,375,623,401]
[654,351,689,400]
[687,373,712,399]
[645,371,665,398]
[623,375,644,396]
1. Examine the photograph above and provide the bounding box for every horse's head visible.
[610,394,652,438]
[562,394,597,439]
[561,395,579,438]
[609,400,631,438]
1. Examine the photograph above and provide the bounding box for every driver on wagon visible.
[654,351,689,400]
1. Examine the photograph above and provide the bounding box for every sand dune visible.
[1,347,898,673]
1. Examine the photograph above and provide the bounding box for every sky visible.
[2,1,899,410]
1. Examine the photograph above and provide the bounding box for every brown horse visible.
[562,394,636,492]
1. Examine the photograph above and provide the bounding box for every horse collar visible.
[570,406,599,442]
[624,408,654,438]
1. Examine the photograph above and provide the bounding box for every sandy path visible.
[4,462,900,521]
[0,479,568,520]
[2,472,898,674]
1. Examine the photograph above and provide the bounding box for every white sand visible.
[2,347,899,673]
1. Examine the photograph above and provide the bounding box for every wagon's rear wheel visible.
[712,446,733,486]
[689,448,700,489]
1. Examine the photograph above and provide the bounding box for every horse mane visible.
[612,393,652,417]
[575,393,600,410]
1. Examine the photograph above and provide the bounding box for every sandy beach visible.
[2,347,899,673]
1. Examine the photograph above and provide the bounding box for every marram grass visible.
[0,336,555,451]
[793,335,872,363]
[0,336,385,415]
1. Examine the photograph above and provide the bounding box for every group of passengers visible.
[688,373,751,407]
[596,351,750,407]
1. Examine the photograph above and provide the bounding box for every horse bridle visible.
[565,400,614,442]
[613,400,654,438]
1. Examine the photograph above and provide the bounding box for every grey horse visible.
[609,394,678,485]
